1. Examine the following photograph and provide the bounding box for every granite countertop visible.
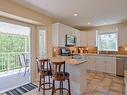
[74,53,127,57]
[50,56,87,65]
[124,70,127,81]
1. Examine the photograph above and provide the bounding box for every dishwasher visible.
[116,57,125,77]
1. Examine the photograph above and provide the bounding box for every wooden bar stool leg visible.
[68,79,71,95]
[61,81,63,95]
[60,81,62,94]
[48,76,50,88]
[52,80,55,95]
[39,75,41,91]
[43,76,45,95]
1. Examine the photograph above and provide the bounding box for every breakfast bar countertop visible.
[50,56,87,65]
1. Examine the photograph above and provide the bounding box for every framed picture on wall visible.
[65,35,76,46]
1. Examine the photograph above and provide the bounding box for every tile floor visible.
[13,71,126,95]
[86,71,125,95]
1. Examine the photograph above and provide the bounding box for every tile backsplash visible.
[118,46,127,55]
[53,46,127,56]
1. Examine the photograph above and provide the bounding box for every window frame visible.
[96,31,118,51]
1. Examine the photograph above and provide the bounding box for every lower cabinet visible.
[86,55,116,75]
[96,56,106,73]
[86,56,96,71]
[105,57,116,74]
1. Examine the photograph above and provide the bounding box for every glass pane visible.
[39,28,47,58]
[0,21,31,72]
[97,32,118,51]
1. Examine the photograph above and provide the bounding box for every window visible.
[39,28,47,58]
[96,31,118,51]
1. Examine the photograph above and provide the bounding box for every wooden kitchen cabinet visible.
[87,31,96,47]
[86,55,116,75]
[52,23,81,47]
[80,31,87,46]
[74,30,81,46]
[118,29,127,46]
[105,57,116,74]
[95,56,106,72]
[95,56,116,74]
[80,31,96,47]
[86,56,96,71]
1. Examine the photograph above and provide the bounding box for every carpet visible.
[2,83,37,95]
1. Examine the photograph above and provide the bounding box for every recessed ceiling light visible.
[74,13,78,16]
[88,22,91,25]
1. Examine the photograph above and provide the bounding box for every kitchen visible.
[0,0,127,95]
[52,22,127,95]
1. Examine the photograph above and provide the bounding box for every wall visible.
[0,0,55,25]
[0,0,56,82]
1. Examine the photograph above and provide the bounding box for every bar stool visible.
[36,57,53,95]
[51,61,71,95]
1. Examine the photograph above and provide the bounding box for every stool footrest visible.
[40,82,53,90]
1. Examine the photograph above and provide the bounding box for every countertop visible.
[50,56,87,65]
[125,70,127,81]
[73,53,127,57]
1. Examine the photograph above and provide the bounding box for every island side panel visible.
[66,62,87,95]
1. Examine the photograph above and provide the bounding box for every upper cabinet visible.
[80,31,87,46]
[52,23,81,47]
[87,31,96,47]
[80,31,96,47]
[118,25,127,46]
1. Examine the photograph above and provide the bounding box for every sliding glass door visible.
[0,21,31,93]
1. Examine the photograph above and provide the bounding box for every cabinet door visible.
[80,31,87,46]
[52,23,81,47]
[86,56,90,70]
[86,56,96,70]
[74,30,81,46]
[87,31,96,47]
[118,26,127,46]
[106,57,116,74]
[95,56,106,72]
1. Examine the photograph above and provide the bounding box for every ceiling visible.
[11,0,127,28]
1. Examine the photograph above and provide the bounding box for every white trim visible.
[0,11,43,25]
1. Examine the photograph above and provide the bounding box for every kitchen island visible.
[50,56,87,95]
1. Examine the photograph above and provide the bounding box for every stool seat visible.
[41,68,52,76]
[53,72,70,81]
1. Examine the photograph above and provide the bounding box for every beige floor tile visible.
[92,90,107,95]
[108,90,124,95]
[12,71,125,95]
[104,74,114,79]
[112,76,124,84]
[95,86,109,93]
[94,75,104,80]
